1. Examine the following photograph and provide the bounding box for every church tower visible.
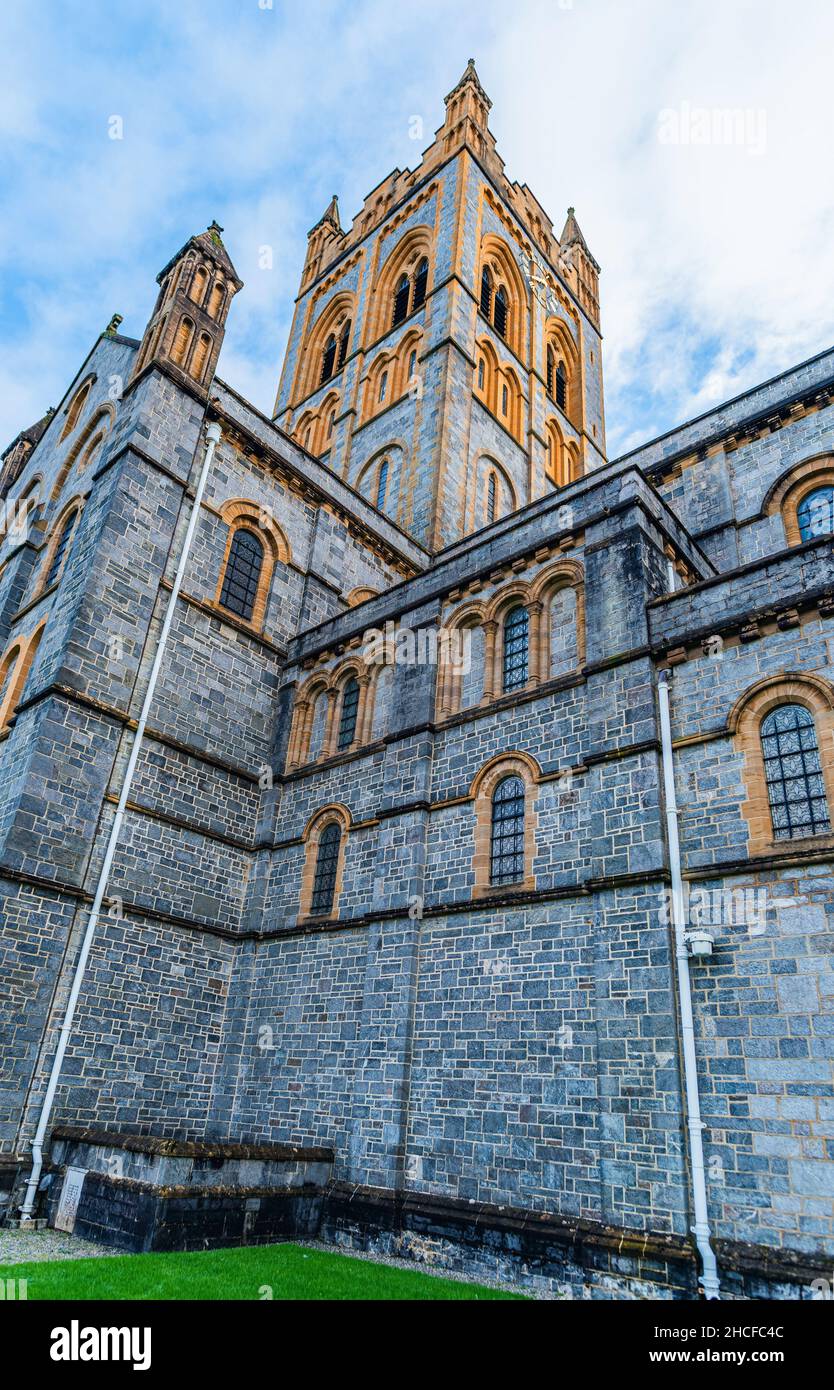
[131,221,243,399]
[273,62,606,551]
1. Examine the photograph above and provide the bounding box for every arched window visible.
[503,605,529,692]
[311,821,341,916]
[546,347,555,399]
[408,349,417,382]
[412,258,428,311]
[501,383,508,416]
[60,380,92,440]
[490,776,526,886]
[480,267,492,319]
[337,677,360,750]
[171,316,195,366]
[379,371,388,403]
[555,362,568,412]
[761,704,831,840]
[207,280,226,318]
[320,334,338,384]
[493,286,508,339]
[376,458,389,509]
[326,409,335,441]
[393,274,410,327]
[337,320,351,370]
[192,333,212,382]
[487,473,497,524]
[797,487,834,542]
[0,647,20,724]
[219,528,265,622]
[44,510,79,589]
[190,266,209,305]
[478,358,485,391]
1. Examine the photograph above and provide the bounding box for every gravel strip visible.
[0,1228,118,1265]
[295,1237,557,1299]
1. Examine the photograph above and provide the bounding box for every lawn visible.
[0,1241,525,1300]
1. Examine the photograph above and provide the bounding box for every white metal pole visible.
[658,669,721,1299]
[19,421,222,1219]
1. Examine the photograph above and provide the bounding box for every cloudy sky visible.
[2,0,833,457]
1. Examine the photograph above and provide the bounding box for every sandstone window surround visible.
[730,673,834,855]
[213,498,290,634]
[478,233,528,360]
[473,336,523,443]
[37,497,85,596]
[436,559,585,719]
[294,388,341,457]
[287,655,386,770]
[762,455,834,548]
[361,327,424,425]
[0,619,46,732]
[368,227,432,345]
[58,374,94,442]
[50,402,116,503]
[471,752,540,898]
[299,804,351,921]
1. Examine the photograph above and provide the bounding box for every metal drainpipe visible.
[658,669,721,1300]
[19,420,222,1220]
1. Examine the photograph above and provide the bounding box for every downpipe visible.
[19,420,223,1220]
[657,669,721,1300]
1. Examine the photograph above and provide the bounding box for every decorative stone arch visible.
[346,586,379,607]
[473,336,501,416]
[474,453,516,529]
[363,349,397,420]
[59,374,95,442]
[762,455,834,547]
[478,233,529,360]
[299,803,352,921]
[214,498,290,630]
[395,326,424,398]
[370,226,433,343]
[436,598,488,717]
[486,581,535,700]
[300,291,356,401]
[531,558,586,681]
[37,495,85,594]
[51,402,116,502]
[544,316,582,429]
[0,619,46,731]
[287,673,332,771]
[728,673,834,854]
[329,656,373,755]
[317,390,341,453]
[356,445,404,513]
[496,362,524,442]
[470,751,540,897]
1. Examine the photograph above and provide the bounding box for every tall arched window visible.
[487,473,497,524]
[503,605,529,692]
[797,487,834,542]
[337,320,351,370]
[477,358,485,391]
[44,510,79,589]
[408,349,417,383]
[490,776,526,886]
[311,821,341,916]
[207,280,226,318]
[761,704,831,840]
[337,677,360,750]
[393,274,410,327]
[60,380,91,440]
[219,528,265,622]
[320,334,338,384]
[546,347,555,399]
[555,362,568,412]
[412,258,428,311]
[501,383,508,416]
[480,268,492,319]
[376,458,389,509]
[493,286,508,339]
[191,332,212,382]
[171,317,195,366]
[190,266,209,305]
[379,371,388,403]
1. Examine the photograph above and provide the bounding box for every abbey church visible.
[1,63,833,1298]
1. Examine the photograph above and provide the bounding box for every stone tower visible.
[273,61,606,551]
[131,221,243,399]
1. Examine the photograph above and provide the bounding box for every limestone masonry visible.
[1,63,832,1298]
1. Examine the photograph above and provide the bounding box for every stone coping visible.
[51,1126,333,1165]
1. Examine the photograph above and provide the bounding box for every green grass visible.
[0,1241,525,1300]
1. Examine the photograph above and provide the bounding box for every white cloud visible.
[1,0,832,460]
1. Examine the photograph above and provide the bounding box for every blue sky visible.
[2,0,833,457]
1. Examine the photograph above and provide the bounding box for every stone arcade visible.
[1,64,833,1298]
